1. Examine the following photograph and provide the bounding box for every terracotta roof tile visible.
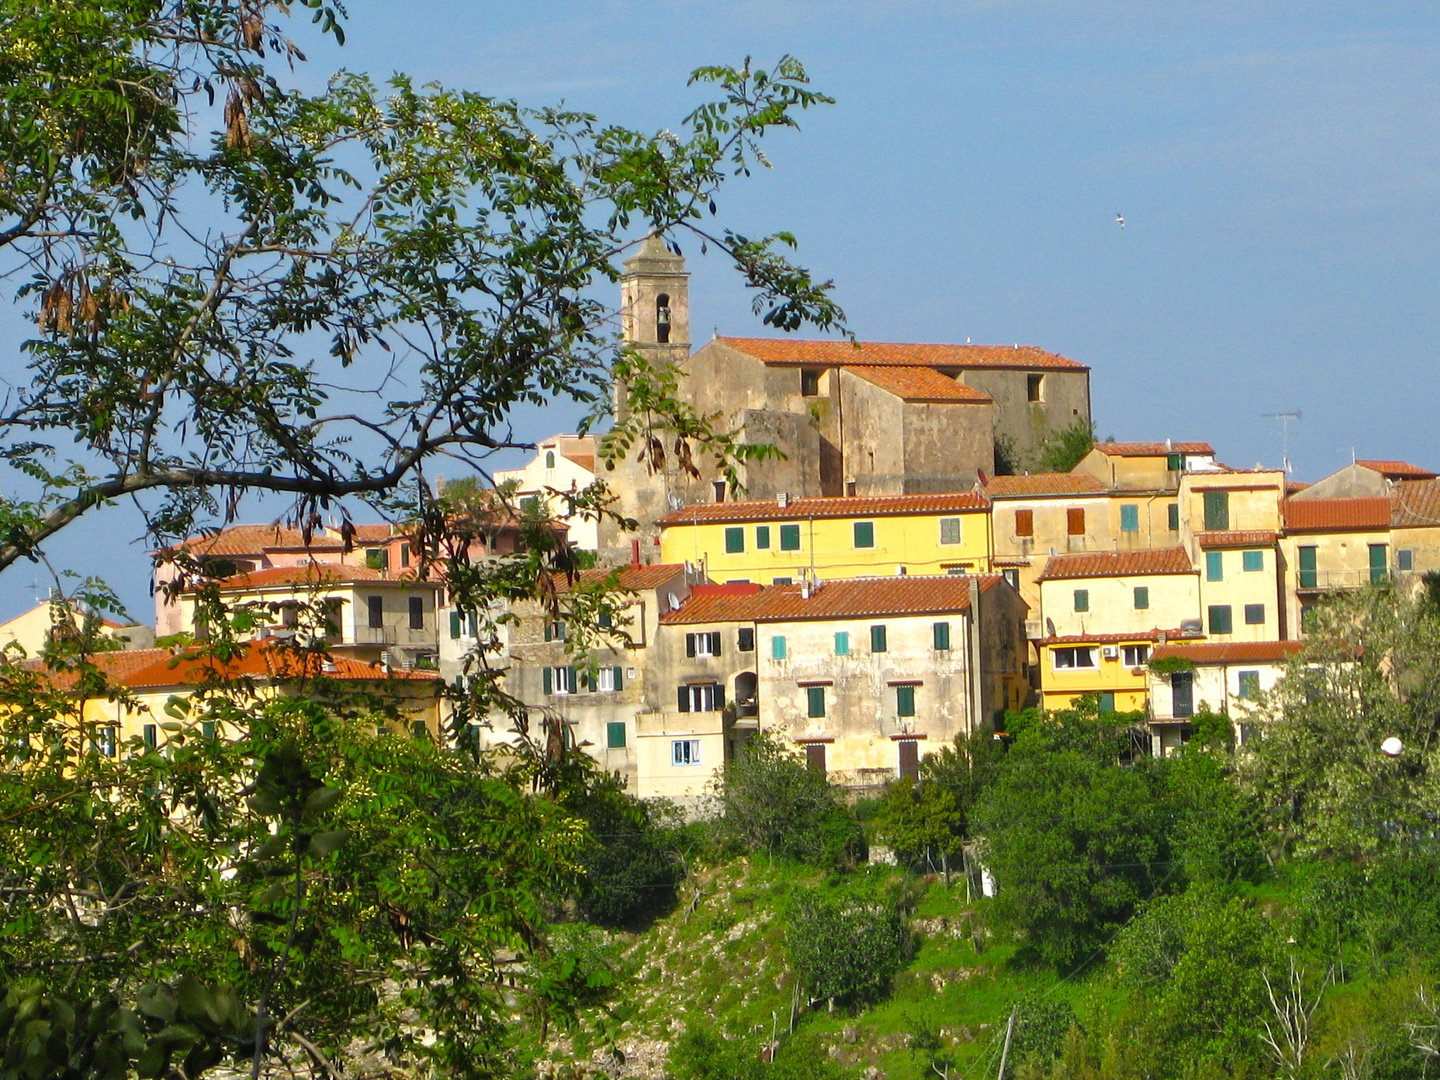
[983,473,1108,497]
[171,524,346,556]
[1392,479,1440,529]
[1040,630,1184,645]
[557,563,686,593]
[1150,641,1307,664]
[1356,459,1437,480]
[660,574,1008,625]
[561,453,597,473]
[1283,497,1391,533]
[351,524,397,542]
[121,643,440,688]
[213,563,433,590]
[20,648,176,692]
[844,366,992,403]
[715,337,1087,371]
[1093,441,1215,457]
[1036,548,1195,581]
[1196,530,1279,549]
[657,491,988,527]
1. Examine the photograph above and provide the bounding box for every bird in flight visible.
[1115,213,1125,229]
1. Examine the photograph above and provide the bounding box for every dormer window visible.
[656,294,672,343]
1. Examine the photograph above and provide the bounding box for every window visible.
[713,480,727,503]
[1238,670,1261,700]
[800,369,821,396]
[772,576,792,585]
[672,739,702,766]
[411,720,429,741]
[685,631,722,657]
[545,450,556,469]
[95,726,117,757]
[834,631,849,656]
[408,595,425,630]
[724,527,745,554]
[806,686,826,718]
[607,721,627,749]
[1245,604,1265,625]
[366,548,389,571]
[1242,549,1264,572]
[399,542,411,567]
[143,724,157,749]
[595,666,623,692]
[1203,490,1229,531]
[1067,508,1085,536]
[1206,551,1223,581]
[1167,503,1180,531]
[1073,589,1089,613]
[1399,549,1415,571]
[1098,691,1115,714]
[870,625,888,653]
[738,627,755,652]
[543,666,576,695]
[756,525,771,549]
[805,743,827,773]
[544,620,567,642]
[1015,509,1034,537]
[1298,546,1318,589]
[1053,647,1097,669]
[1300,604,1318,634]
[1208,604,1233,635]
[1133,586,1149,610]
[933,621,951,650]
[896,684,916,717]
[367,595,384,629]
[1120,504,1139,532]
[656,294,671,343]
[1172,671,1194,718]
[939,517,962,545]
[780,524,801,551]
[202,721,217,740]
[598,610,613,630]
[677,684,724,713]
[1167,453,1184,472]
[771,636,787,660]
[897,739,920,780]
[853,521,875,549]
[1002,568,1020,590]
[1122,644,1149,667]
[1026,373,1044,402]
[1369,543,1388,585]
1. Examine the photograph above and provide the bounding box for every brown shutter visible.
[805,743,827,773]
[1015,509,1034,537]
[1067,508,1086,536]
[898,739,920,780]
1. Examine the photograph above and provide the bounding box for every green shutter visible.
[1369,544,1388,585]
[1299,546,1317,589]
[896,685,915,717]
[834,631,849,655]
[756,525,771,549]
[870,625,887,652]
[1242,549,1264,572]
[780,524,801,551]
[544,621,552,642]
[771,635,787,660]
[853,521,875,548]
[613,666,623,691]
[1074,589,1089,613]
[1206,551,1223,581]
[807,686,826,718]
[933,622,950,650]
[1203,490,1229,531]
[1098,691,1116,713]
[543,667,552,695]
[1120,504,1139,532]
[1134,586,1149,610]
[725,527,745,553]
[450,610,462,638]
[1168,503,1180,531]
[606,721,627,749]
[1239,671,1260,699]
[1208,605,1233,635]
[568,666,577,693]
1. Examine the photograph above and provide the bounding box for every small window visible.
[1206,551,1223,582]
[738,627,755,652]
[870,625,888,653]
[896,684,916,717]
[1002,567,1020,589]
[939,517,962,545]
[1300,604,1318,634]
[756,525,771,549]
[713,480,727,503]
[1242,550,1264,572]
[544,620,567,642]
[1133,586,1149,610]
[1027,373,1044,402]
[1053,647,1096,670]
[771,636,787,661]
[800,369,821,397]
[656,294,672,344]
[408,595,425,630]
[366,548,389,571]
[686,631,722,657]
[1122,644,1149,666]
[1067,508,1085,536]
[1298,545,1318,589]
[1167,503,1180,531]
[143,724,158,749]
[202,721,217,740]
[1238,670,1261,700]
[672,739,701,766]
[367,595,385,629]
[834,631,849,656]
[607,721,628,749]
[1398,549,1414,571]
[1203,489,1229,531]
[1120,505,1139,532]
[724,527,745,554]
[1208,605,1233,635]
[1245,603,1265,625]
[805,743,827,773]
[806,686,826,718]
[545,450,556,469]
[1015,509,1034,537]
[1167,453,1184,472]
[399,542,411,567]
[596,666,622,692]
[779,524,801,551]
[853,521,875,549]
[677,683,722,713]
[1098,691,1115,713]
[933,622,950,650]
[772,577,792,585]
[543,666,576,696]
[1073,589,1089,613]
[411,720,429,741]
[897,739,920,780]
[95,726,117,757]
[1369,543,1388,585]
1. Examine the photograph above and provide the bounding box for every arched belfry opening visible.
[619,234,689,350]
[656,293,671,343]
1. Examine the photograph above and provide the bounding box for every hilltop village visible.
[11,235,1440,800]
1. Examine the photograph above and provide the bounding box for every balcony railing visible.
[1296,568,1387,592]
[353,625,398,645]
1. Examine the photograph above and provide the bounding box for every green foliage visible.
[872,777,964,874]
[718,733,864,868]
[1006,992,1080,1071]
[565,772,683,930]
[1295,855,1440,975]
[1030,419,1096,475]
[783,878,914,1009]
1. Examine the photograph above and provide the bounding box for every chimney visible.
[801,578,811,599]
[631,539,641,569]
[777,492,790,508]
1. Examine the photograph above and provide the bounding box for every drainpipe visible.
[968,575,984,734]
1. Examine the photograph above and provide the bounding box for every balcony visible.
[1296,568,1386,594]
[353,625,398,645]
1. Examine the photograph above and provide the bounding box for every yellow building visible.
[657,492,991,584]
[0,600,153,657]
[1074,441,1218,491]
[1193,531,1285,641]
[1034,548,1201,712]
[1392,479,1440,585]
[1279,496,1393,635]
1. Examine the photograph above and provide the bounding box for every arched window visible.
[656,293,671,343]
[545,450,555,469]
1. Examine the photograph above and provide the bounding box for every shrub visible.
[784,882,913,1009]
[569,773,682,929]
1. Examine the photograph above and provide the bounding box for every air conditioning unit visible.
[1023,620,1042,639]
[1101,646,1119,661]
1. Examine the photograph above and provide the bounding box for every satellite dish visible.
[667,494,684,512]
[668,593,681,611]
[1381,736,1404,758]
[1045,618,1056,638]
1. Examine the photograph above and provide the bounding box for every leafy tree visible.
[565,772,682,930]
[1029,419,1096,474]
[783,880,913,1010]
[872,777,965,879]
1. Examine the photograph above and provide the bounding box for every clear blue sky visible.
[4,1,1438,622]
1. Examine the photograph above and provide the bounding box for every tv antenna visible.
[1263,411,1301,474]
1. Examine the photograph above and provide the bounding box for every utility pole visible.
[1263,411,1301,474]
[997,1007,1017,1080]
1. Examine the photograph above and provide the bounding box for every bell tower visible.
[620,233,690,360]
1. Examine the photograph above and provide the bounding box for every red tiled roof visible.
[558,563,686,593]
[1092,442,1215,457]
[845,365,993,404]
[983,473,1108,497]
[352,524,396,542]
[1286,481,1311,494]
[1356,459,1437,480]
[1040,630,1176,645]
[171,524,346,556]
[122,643,439,689]
[213,563,432,590]
[1283,497,1391,533]
[1196,530,1278,549]
[562,453,598,473]
[20,648,176,692]
[1036,548,1195,581]
[657,491,989,527]
[1393,479,1440,529]
[715,337,1088,371]
[1150,641,1307,664]
[660,574,1008,625]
